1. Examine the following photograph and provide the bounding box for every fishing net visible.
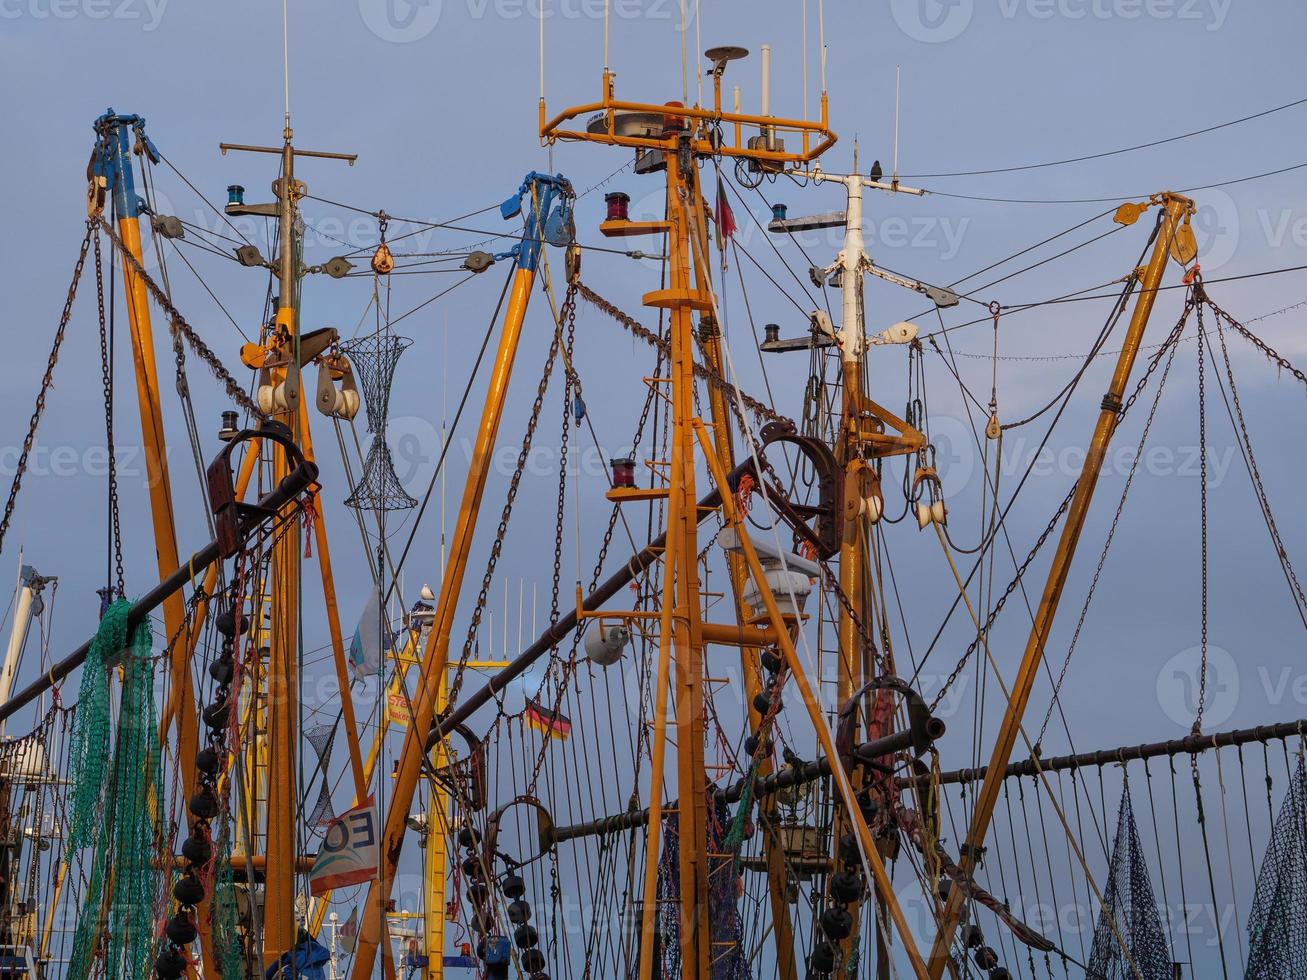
[642,805,749,980]
[1087,781,1173,980]
[212,829,249,978]
[342,331,417,512]
[1246,753,1307,980]
[346,439,419,512]
[306,722,337,826]
[66,601,164,978]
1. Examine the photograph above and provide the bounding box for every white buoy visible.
[584,623,631,667]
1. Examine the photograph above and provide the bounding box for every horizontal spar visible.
[548,726,933,844]
[546,715,1307,843]
[903,717,1307,788]
[0,458,318,725]
[425,460,754,750]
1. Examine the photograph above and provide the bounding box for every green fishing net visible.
[66,600,164,977]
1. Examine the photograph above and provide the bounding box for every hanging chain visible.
[1194,299,1210,733]
[574,279,790,427]
[549,297,577,624]
[94,232,126,596]
[0,221,95,557]
[97,218,265,420]
[1205,301,1307,614]
[1204,295,1307,390]
[929,296,1198,712]
[445,285,573,711]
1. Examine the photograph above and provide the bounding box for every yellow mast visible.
[926,193,1196,977]
[535,52,931,980]
[218,123,358,969]
[92,109,217,970]
[350,173,569,978]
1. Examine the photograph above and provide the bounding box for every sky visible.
[2,0,1307,976]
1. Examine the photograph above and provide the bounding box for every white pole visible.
[760,44,772,117]
[802,0,809,120]
[327,912,341,980]
[893,65,902,182]
[0,566,42,721]
[840,175,866,366]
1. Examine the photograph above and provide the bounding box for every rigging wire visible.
[927,160,1307,205]
[381,264,514,606]
[899,94,1307,179]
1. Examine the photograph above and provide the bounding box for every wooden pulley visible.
[911,464,946,529]
[910,464,942,497]
[255,366,292,415]
[86,175,106,217]
[371,241,395,275]
[565,242,582,284]
[985,412,1001,440]
[915,499,948,530]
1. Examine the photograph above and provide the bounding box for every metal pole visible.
[264,122,303,969]
[351,178,554,980]
[0,461,317,726]
[926,194,1194,977]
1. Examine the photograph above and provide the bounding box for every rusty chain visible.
[1206,296,1307,618]
[550,298,577,624]
[445,284,572,711]
[0,220,95,557]
[97,217,264,421]
[1195,300,1210,732]
[1205,294,1307,390]
[93,232,126,597]
[574,280,791,428]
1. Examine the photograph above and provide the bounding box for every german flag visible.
[524,697,571,741]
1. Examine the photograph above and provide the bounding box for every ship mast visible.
[536,48,937,980]
[218,120,359,969]
[926,192,1196,976]
[770,157,936,979]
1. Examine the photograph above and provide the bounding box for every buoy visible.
[584,623,630,667]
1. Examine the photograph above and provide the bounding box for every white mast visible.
[0,563,48,730]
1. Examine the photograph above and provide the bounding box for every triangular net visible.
[1246,753,1307,980]
[306,722,337,827]
[1087,781,1174,980]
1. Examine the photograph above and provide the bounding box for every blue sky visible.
[3,0,1306,974]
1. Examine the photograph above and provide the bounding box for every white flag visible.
[339,906,359,952]
[348,589,382,681]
